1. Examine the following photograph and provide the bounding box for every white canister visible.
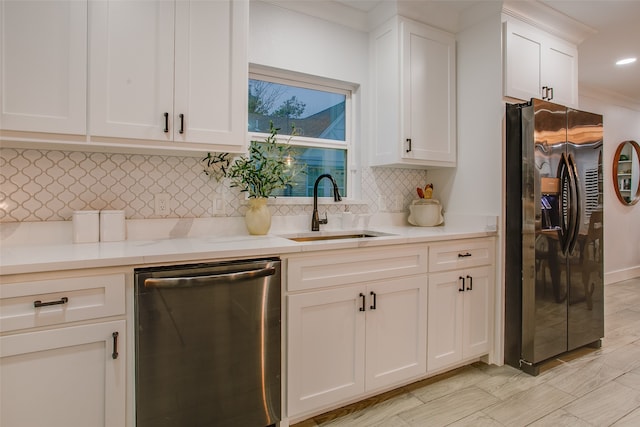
[100,210,126,242]
[72,210,100,243]
[407,199,444,227]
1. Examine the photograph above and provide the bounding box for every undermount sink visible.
[283,231,393,242]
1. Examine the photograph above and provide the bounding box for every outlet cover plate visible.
[155,193,170,216]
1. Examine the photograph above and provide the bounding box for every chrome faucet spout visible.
[312,174,342,231]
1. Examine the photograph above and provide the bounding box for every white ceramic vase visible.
[245,198,271,235]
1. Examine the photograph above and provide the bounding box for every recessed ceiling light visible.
[616,57,637,65]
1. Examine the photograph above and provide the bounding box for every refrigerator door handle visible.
[558,153,573,254]
[567,153,582,253]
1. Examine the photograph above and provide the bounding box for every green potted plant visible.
[202,122,305,234]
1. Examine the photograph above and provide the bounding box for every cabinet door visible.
[543,40,578,107]
[1,0,86,134]
[287,287,366,417]
[173,0,247,148]
[89,0,174,140]
[427,271,464,372]
[366,275,427,391]
[370,18,401,167]
[401,19,456,165]
[0,320,126,427]
[503,20,543,101]
[462,266,492,359]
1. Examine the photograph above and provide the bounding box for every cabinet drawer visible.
[428,239,494,272]
[0,274,125,332]
[287,246,427,292]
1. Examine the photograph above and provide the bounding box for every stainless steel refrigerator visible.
[505,98,604,375]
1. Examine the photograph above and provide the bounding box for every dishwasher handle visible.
[144,266,276,288]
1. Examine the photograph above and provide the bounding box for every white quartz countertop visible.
[0,215,497,276]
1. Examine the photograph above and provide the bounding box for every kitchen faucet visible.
[312,174,342,231]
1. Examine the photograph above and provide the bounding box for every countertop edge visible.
[1,228,497,276]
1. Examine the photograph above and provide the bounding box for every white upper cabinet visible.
[542,40,578,107]
[89,0,248,151]
[173,1,247,147]
[504,19,578,107]
[89,0,174,142]
[0,0,87,135]
[370,16,456,168]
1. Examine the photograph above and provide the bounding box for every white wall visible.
[249,1,368,86]
[579,94,640,283]
[427,3,503,217]
[427,3,505,364]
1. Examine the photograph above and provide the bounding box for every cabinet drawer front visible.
[287,246,428,292]
[0,274,125,332]
[428,239,494,272]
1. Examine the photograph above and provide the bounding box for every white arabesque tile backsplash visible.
[0,148,428,223]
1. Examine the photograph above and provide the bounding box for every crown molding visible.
[258,0,369,32]
[503,0,596,45]
[580,84,640,112]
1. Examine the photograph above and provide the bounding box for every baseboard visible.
[605,266,640,285]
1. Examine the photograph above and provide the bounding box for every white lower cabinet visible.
[287,275,427,417]
[0,273,127,427]
[0,320,126,427]
[427,266,492,372]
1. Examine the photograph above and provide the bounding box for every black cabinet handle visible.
[179,113,184,134]
[542,86,548,100]
[359,293,366,312]
[34,297,68,308]
[163,112,169,133]
[458,252,472,258]
[548,87,554,100]
[406,138,412,153]
[466,275,473,291]
[458,276,465,292]
[370,291,377,310]
[112,332,119,359]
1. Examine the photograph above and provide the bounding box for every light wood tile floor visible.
[293,277,640,427]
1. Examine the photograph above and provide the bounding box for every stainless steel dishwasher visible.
[134,258,281,427]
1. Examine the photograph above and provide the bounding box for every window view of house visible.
[248,78,348,198]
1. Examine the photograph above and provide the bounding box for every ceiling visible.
[542,0,640,107]
[336,0,640,108]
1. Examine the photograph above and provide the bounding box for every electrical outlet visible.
[377,195,387,211]
[155,193,170,216]
[212,196,225,216]
[393,194,403,212]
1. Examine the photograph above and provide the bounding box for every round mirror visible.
[612,140,640,205]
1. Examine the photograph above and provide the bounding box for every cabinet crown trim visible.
[502,2,596,45]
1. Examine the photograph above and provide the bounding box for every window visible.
[248,69,352,198]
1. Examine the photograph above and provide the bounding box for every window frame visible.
[248,65,358,202]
